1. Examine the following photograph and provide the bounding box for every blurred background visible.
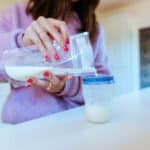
[0,0,150,96]
[97,0,150,96]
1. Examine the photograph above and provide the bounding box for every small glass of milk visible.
[82,75,115,124]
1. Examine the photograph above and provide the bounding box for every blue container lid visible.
[83,75,114,85]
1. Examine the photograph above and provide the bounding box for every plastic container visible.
[82,75,115,123]
[0,32,96,81]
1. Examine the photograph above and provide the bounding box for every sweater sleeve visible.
[56,25,111,105]
[0,4,25,82]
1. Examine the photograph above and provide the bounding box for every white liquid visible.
[85,105,111,123]
[5,66,95,81]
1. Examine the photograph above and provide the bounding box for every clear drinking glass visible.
[82,75,115,123]
[0,32,97,81]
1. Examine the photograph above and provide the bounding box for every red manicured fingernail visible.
[54,53,60,60]
[45,55,50,61]
[64,45,69,52]
[26,78,33,83]
[43,71,49,77]
[65,38,70,44]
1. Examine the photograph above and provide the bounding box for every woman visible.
[0,0,110,124]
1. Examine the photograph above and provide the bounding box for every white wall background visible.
[100,0,150,96]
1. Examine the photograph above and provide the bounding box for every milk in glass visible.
[82,76,114,123]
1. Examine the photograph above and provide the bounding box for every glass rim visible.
[83,75,115,85]
[70,32,88,40]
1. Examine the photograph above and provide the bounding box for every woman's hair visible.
[26,0,100,42]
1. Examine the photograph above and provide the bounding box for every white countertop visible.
[0,88,150,150]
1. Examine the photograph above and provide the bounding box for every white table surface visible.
[0,88,150,150]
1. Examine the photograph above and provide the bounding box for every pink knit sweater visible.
[0,3,110,124]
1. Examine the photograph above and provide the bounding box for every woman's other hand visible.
[23,16,70,61]
[25,71,72,93]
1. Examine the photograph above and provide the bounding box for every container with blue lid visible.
[82,75,115,124]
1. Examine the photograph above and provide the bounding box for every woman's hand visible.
[23,16,70,61]
[25,71,72,93]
